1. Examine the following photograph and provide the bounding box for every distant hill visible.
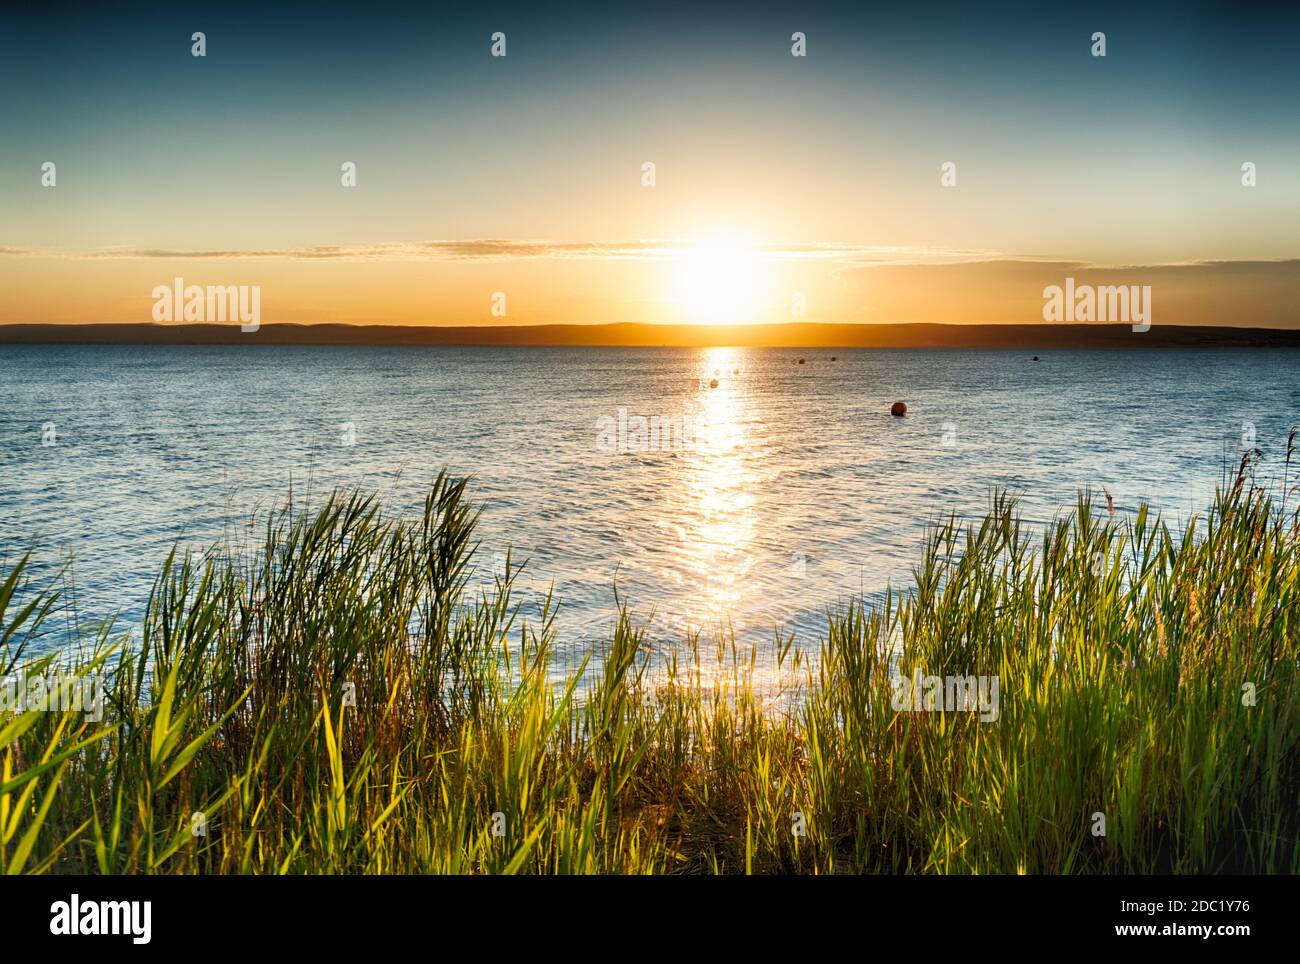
[3,322,1299,349]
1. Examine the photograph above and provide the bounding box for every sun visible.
[672,236,764,324]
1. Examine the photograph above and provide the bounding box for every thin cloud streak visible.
[0,239,1008,265]
[4,243,1295,283]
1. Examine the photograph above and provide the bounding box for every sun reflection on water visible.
[674,347,758,630]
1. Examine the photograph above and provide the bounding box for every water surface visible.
[2,345,1296,665]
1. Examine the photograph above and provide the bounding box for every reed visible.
[2,463,1298,874]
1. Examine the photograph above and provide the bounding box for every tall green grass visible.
[2,464,1298,874]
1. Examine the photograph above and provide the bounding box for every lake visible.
[2,344,1296,664]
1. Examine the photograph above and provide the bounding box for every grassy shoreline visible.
[2,467,1298,874]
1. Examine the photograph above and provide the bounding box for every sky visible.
[2,0,1298,328]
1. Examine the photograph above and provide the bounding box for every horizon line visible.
[5,321,1299,350]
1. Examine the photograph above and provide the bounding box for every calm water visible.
[2,345,1297,662]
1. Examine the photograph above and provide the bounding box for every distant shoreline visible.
[3,321,1300,349]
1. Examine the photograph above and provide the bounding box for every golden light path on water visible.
[652,347,797,696]
[688,347,756,621]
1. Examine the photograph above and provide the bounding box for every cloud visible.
[0,239,1005,264]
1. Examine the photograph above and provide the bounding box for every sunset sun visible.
[673,236,764,324]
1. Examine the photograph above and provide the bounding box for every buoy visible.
[709,378,719,389]
[733,368,739,374]
[1032,355,1040,361]
[798,358,806,365]
[890,401,907,417]
[831,356,837,361]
